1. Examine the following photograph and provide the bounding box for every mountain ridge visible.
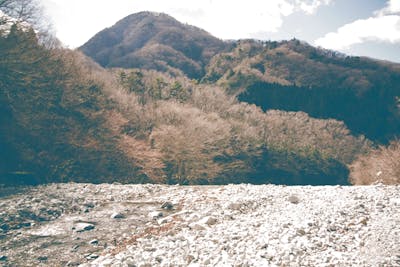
[80,11,230,78]
[80,12,400,143]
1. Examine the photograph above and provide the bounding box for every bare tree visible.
[1,0,41,25]
[1,0,58,47]
[350,141,400,185]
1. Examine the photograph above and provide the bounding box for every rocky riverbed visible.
[0,183,399,266]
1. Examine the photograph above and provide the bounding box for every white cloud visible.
[296,0,332,15]
[315,15,400,50]
[175,1,300,39]
[376,0,400,16]
[315,1,400,50]
[41,0,331,47]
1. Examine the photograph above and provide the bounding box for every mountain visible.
[2,13,398,187]
[81,13,400,143]
[202,39,400,143]
[80,11,229,79]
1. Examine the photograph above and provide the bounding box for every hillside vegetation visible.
[1,9,399,185]
[350,141,400,185]
[80,12,229,79]
[202,39,400,143]
[81,13,400,143]
[0,25,145,184]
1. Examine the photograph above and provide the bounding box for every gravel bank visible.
[0,183,399,266]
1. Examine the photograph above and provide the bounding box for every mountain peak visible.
[117,11,179,25]
[80,11,229,78]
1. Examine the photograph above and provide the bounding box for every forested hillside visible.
[80,12,230,79]
[203,39,400,143]
[1,7,399,186]
[0,25,142,185]
[81,13,400,144]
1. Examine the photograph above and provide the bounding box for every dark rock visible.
[110,212,125,219]
[84,202,95,208]
[0,223,9,232]
[0,255,7,261]
[89,239,99,245]
[161,202,174,210]
[37,256,48,261]
[18,222,31,228]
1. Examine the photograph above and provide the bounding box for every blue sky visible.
[42,0,400,62]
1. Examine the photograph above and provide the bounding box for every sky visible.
[41,0,400,63]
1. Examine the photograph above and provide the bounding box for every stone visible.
[200,216,217,226]
[89,239,99,245]
[110,212,125,219]
[84,201,95,208]
[327,226,337,232]
[228,203,242,211]
[66,261,80,266]
[359,218,368,226]
[144,246,156,252]
[297,229,306,236]
[190,223,206,231]
[18,222,31,228]
[74,223,95,232]
[86,254,99,260]
[37,256,48,261]
[288,195,300,204]
[186,255,195,263]
[161,202,174,210]
[0,255,7,261]
[148,211,163,219]
[157,218,169,225]
[0,223,9,232]
[124,257,136,267]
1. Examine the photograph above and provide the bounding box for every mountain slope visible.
[80,12,229,79]
[203,39,400,142]
[81,13,400,143]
